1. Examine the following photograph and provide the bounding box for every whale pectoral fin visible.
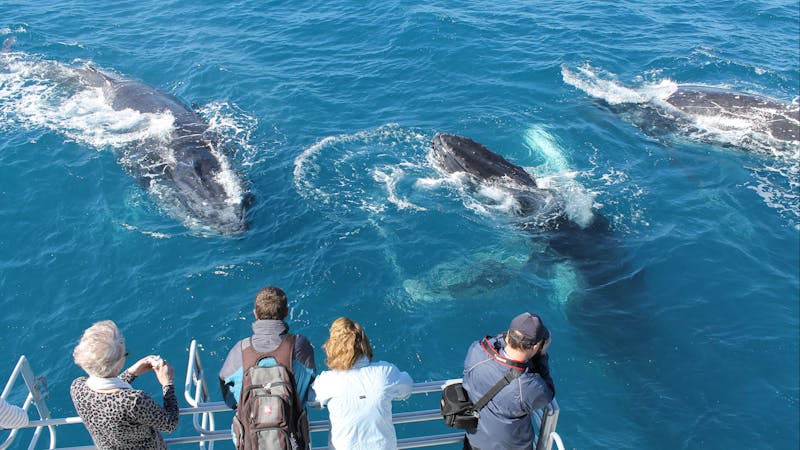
[2,36,16,53]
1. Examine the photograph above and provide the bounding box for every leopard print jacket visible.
[70,371,179,450]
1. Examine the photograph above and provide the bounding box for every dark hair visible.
[506,327,550,351]
[254,286,289,320]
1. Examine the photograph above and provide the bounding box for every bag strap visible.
[473,369,522,411]
[472,335,528,411]
[480,336,527,370]
[241,334,297,373]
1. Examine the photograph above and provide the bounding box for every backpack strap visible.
[240,334,297,373]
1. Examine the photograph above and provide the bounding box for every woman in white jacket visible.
[311,317,413,450]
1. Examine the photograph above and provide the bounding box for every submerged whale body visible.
[426,132,625,301]
[430,132,569,229]
[77,66,249,235]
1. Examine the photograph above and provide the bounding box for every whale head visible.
[168,137,249,235]
[430,133,538,187]
[430,133,569,228]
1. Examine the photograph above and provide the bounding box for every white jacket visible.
[311,357,413,450]
[0,397,28,429]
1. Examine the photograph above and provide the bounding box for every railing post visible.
[535,399,560,450]
[184,340,217,450]
[2,356,55,450]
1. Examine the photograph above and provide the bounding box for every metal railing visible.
[2,343,563,450]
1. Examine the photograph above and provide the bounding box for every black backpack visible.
[233,335,310,450]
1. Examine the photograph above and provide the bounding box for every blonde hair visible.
[73,320,126,377]
[322,317,373,371]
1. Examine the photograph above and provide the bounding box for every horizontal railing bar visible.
[398,433,467,449]
[18,404,447,432]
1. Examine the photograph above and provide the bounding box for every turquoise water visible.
[1,1,798,449]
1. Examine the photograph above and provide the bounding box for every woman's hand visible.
[127,355,157,377]
[154,359,175,387]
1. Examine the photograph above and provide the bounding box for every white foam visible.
[1,54,176,149]
[1,26,26,35]
[293,134,338,205]
[561,63,678,105]
[293,124,430,217]
[372,166,426,211]
[476,183,522,214]
[198,101,260,166]
[119,222,172,239]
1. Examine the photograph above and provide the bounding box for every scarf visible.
[86,375,132,391]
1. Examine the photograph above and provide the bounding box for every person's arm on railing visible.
[0,397,28,429]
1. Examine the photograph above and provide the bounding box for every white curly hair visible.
[72,320,126,377]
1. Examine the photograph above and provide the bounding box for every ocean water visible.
[1,1,798,449]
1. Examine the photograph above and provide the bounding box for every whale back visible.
[666,86,800,143]
[74,66,248,235]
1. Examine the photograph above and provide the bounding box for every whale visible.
[423,132,641,348]
[0,39,248,234]
[430,132,569,230]
[75,66,250,235]
[605,85,798,155]
[664,86,799,143]
[560,66,799,154]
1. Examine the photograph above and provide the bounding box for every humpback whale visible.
[663,86,799,144]
[1,39,249,234]
[418,131,633,311]
[74,66,250,234]
[430,133,569,230]
[560,66,799,155]
[599,84,796,155]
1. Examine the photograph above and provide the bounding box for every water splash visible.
[1,53,174,147]
[561,63,677,105]
[293,123,430,218]
[522,124,598,229]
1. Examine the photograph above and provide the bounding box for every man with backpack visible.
[462,312,555,450]
[219,286,316,450]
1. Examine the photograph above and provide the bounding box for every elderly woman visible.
[70,320,179,450]
[311,317,413,450]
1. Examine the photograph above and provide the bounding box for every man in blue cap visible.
[462,312,555,450]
